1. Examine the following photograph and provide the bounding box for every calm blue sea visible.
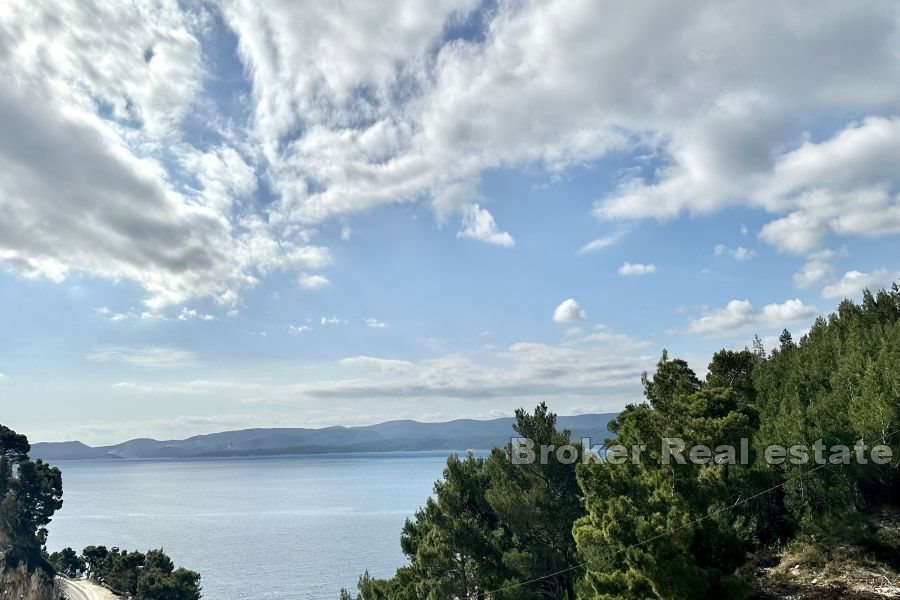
[46,453,455,599]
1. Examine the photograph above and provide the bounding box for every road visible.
[57,577,121,600]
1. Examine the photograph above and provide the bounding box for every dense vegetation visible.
[0,425,61,598]
[1,425,202,599]
[49,545,202,600]
[343,284,900,599]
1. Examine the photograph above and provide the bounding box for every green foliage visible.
[48,546,85,576]
[575,355,759,599]
[574,284,900,598]
[0,425,31,465]
[344,403,584,600]
[399,453,512,599]
[0,425,63,571]
[485,403,585,599]
[81,544,109,578]
[754,287,900,524]
[83,546,202,599]
[346,282,900,600]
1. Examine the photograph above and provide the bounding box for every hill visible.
[30,413,617,460]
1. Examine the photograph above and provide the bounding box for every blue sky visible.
[1,0,899,444]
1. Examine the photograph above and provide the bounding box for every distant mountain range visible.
[31,413,617,461]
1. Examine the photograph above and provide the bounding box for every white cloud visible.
[578,229,628,254]
[821,269,895,299]
[794,261,832,289]
[714,244,756,260]
[689,298,819,336]
[0,0,330,307]
[86,346,199,369]
[224,0,900,256]
[320,316,347,325]
[111,381,208,395]
[289,324,311,334]
[456,204,515,247]
[563,324,652,352]
[52,318,660,442]
[365,318,388,328]
[793,249,838,288]
[255,340,650,403]
[118,336,653,409]
[338,356,413,373]
[4,0,900,305]
[731,247,756,261]
[553,299,587,323]
[178,308,217,321]
[95,306,130,322]
[618,262,656,276]
[297,274,331,290]
[94,306,216,322]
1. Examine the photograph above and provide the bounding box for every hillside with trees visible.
[342,284,900,600]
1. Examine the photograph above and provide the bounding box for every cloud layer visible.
[2,0,899,307]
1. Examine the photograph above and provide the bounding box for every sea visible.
[46,452,458,599]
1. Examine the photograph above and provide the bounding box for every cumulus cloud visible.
[224,0,900,256]
[821,269,895,299]
[689,299,819,336]
[553,299,587,322]
[601,117,900,256]
[618,262,657,276]
[0,0,330,307]
[456,204,515,247]
[4,0,900,306]
[365,318,389,328]
[794,250,838,288]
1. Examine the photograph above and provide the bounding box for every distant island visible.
[31,414,617,461]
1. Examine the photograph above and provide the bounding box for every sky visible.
[1,0,900,445]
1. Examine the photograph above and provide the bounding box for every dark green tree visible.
[81,544,109,578]
[48,547,85,576]
[575,355,757,599]
[0,424,63,570]
[485,403,585,600]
